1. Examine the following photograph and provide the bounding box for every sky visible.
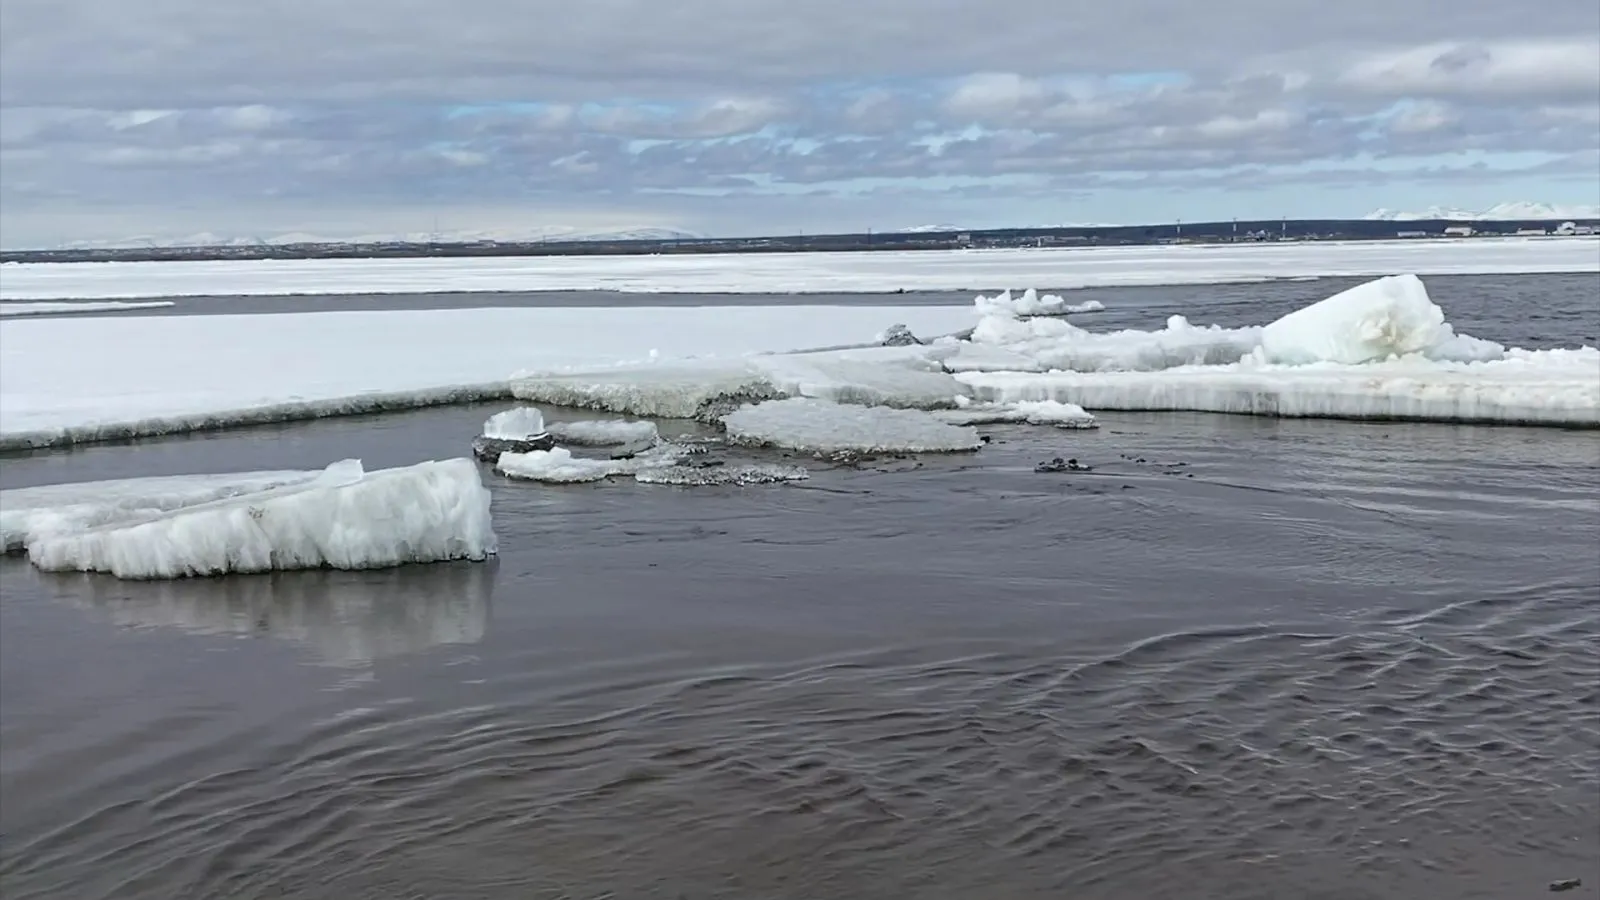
[1,0,1598,247]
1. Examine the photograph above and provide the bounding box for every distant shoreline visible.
[5,217,1596,265]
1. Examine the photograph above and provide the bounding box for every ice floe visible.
[495,442,691,483]
[722,398,983,454]
[2,469,322,553]
[509,273,1598,428]
[974,288,1105,317]
[4,238,1593,300]
[545,418,661,446]
[935,399,1099,428]
[472,407,555,461]
[21,458,497,579]
[0,305,977,449]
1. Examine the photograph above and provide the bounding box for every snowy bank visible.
[0,304,976,450]
[17,458,497,579]
[2,237,1594,299]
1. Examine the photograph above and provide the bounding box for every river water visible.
[1,274,1597,899]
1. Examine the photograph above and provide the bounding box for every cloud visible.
[1,0,1597,245]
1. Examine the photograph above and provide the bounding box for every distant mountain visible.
[55,226,708,250]
[1363,202,1600,222]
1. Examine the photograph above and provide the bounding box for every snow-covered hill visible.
[1363,202,1600,222]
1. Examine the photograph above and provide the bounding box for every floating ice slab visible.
[974,289,1105,317]
[26,458,497,579]
[496,444,687,483]
[514,345,970,420]
[0,300,177,317]
[722,398,983,453]
[0,304,976,449]
[1,469,322,553]
[472,407,556,461]
[4,238,1594,300]
[968,311,1263,372]
[481,407,546,440]
[546,418,661,446]
[957,352,1600,427]
[513,359,784,421]
[936,400,1099,428]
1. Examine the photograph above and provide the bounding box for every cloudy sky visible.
[2,0,1597,246]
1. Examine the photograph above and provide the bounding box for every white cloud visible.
[0,0,1596,245]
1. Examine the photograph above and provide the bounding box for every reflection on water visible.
[48,561,495,666]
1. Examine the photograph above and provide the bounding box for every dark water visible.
[2,275,1599,899]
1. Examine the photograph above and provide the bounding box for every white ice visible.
[496,444,684,483]
[517,274,1597,428]
[955,353,1599,426]
[513,345,972,419]
[936,399,1099,428]
[481,407,547,440]
[0,300,177,317]
[3,238,1594,299]
[0,304,976,449]
[25,458,497,579]
[545,418,661,445]
[2,469,321,553]
[722,398,983,453]
[973,288,1105,317]
[1255,274,1503,365]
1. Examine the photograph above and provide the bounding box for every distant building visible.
[1515,227,1549,236]
[1443,225,1475,237]
[1396,230,1430,238]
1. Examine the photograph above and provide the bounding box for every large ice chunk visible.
[26,458,497,579]
[472,407,555,461]
[722,398,983,453]
[1257,273,1505,365]
[756,347,971,409]
[936,400,1098,428]
[546,418,661,446]
[2,469,323,553]
[512,360,783,421]
[974,288,1105,317]
[957,349,1600,426]
[969,312,1262,372]
[482,406,546,439]
[496,444,686,483]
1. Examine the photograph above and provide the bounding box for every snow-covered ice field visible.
[0,304,976,450]
[2,237,1595,300]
